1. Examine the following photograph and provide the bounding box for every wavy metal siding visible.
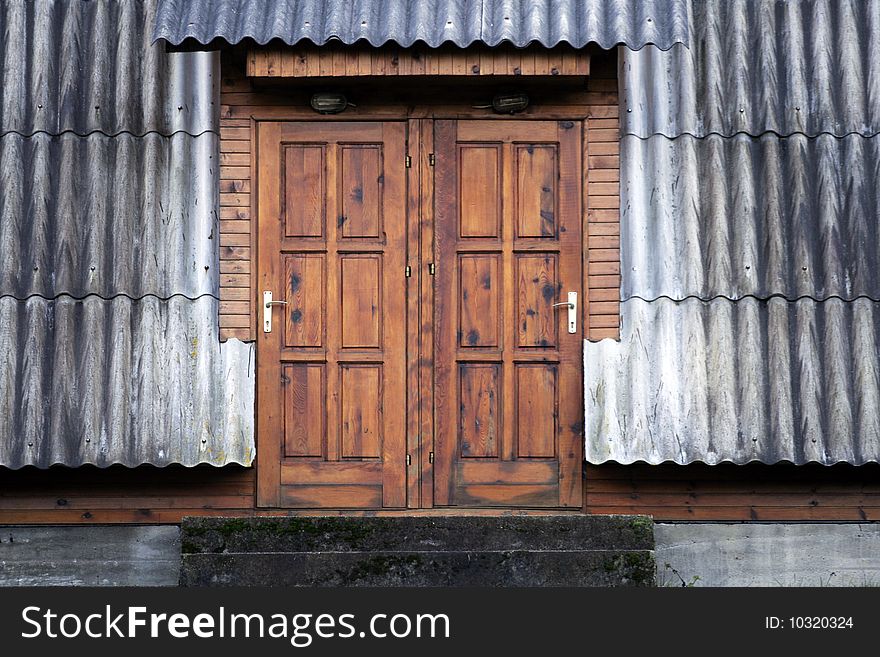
[620,133,880,302]
[151,0,690,49]
[587,0,880,466]
[0,0,214,136]
[586,298,880,465]
[0,0,254,468]
[0,133,217,299]
[620,0,880,138]
[0,297,254,468]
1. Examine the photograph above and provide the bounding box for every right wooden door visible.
[432,120,584,508]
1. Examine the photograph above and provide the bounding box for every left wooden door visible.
[256,122,408,508]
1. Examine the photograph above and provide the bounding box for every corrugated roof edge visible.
[152,35,688,51]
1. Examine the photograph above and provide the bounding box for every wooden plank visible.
[220,226,251,239]
[589,142,618,156]
[588,223,620,236]
[587,235,619,249]
[220,192,250,207]
[220,166,251,180]
[589,248,620,262]
[453,484,558,507]
[589,155,620,169]
[220,245,250,259]
[221,328,252,341]
[589,314,619,329]
[588,169,619,182]
[221,152,250,166]
[220,140,251,153]
[221,273,250,287]
[220,314,251,328]
[586,288,621,302]
[220,301,250,314]
[220,260,249,274]
[588,128,620,142]
[221,127,251,140]
[455,461,556,485]
[588,195,620,209]
[588,301,619,315]
[589,182,619,196]
[587,328,619,340]
[220,287,251,301]
[281,462,382,486]
[590,261,620,275]
[281,485,383,509]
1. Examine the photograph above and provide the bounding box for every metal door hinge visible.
[428,153,435,166]
[428,263,435,275]
[405,155,412,168]
[405,265,411,278]
[428,451,434,464]
[406,454,412,466]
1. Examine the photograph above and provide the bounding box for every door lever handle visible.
[551,292,577,334]
[263,291,287,333]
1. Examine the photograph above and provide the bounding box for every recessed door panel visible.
[433,119,583,508]
[258,122,407,509]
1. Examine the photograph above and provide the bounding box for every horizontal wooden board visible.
[249,44,590,78]
[220,260,250,274]
[220,301,250,314]
[220,287,251,301]
[221,328,252,341]
[588,328,619,340]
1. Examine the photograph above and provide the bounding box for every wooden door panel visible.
[434,119,583,508]
[257,121,407,509]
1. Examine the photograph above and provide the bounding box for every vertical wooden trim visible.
[418,119,436,508]
[431,119,456,506]
[255,121,282,508]
[405,119,422,508]
[557,120,584,507]
[500,141,516,463]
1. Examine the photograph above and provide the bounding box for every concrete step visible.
[179,515,655,587]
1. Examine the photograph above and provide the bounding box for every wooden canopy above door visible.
[248,43,590,78]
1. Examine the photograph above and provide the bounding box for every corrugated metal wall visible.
[0,0,254,468]
[151,0,690,49]
[586,0,880,465]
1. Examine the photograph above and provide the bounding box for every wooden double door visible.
[257,119,583,509]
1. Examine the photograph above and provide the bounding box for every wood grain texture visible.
[2,461,879,522]
[434,119,583,508]
[258,121,408,509]
[219,48,618,343]
[584,56,620,342]
[249,44,589,78]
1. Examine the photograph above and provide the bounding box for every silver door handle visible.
[551,292,577,334]
[263,291,287,333]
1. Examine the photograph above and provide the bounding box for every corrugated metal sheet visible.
[0,133,217,299]
[0,0,253,468]
[586,297,880,465]
[0,297,253,468]
[621,0,880,138]
[151,0,690,50]
[620,133,880,302]
[588,0,880,466]
[0,0,214,136]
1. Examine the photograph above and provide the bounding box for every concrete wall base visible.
[0,526,180,586]
[656,523,880,587]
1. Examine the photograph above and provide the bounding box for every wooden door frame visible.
[252,98,591,510]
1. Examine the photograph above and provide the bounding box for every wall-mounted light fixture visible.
[310,92,349,114]
[492,92,529,114]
